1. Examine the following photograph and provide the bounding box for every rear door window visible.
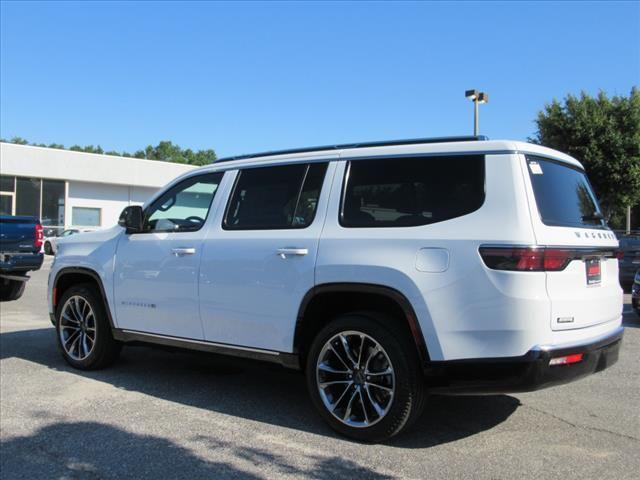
[526,156,606,229]
[341,155,485,228]
[223,162,328,230]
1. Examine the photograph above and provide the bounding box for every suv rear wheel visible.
[306,313,426,442]
[55,283,121,369]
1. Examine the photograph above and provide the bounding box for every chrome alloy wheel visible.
[59,295,96,361]
[316,330,395,428]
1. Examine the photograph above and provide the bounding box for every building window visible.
[16,177,41,217]
[42,180,65,227]
[0,176,15,215]
[72,207,101,227]
[0,195,12,215]
[0,175,15,192]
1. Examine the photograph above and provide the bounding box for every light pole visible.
[465,90,488,136]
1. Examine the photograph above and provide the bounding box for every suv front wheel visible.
[55,283,121,370]
[306,313,426,442]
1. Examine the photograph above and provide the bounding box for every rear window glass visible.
[526,156,606,229]
[223,163,328,230]
[341,155,485,228]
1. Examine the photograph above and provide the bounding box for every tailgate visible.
[546,253,620,330]
[0,216,38,252]
[521,155,622,331]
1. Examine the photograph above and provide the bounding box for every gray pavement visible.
[1,257,639,479]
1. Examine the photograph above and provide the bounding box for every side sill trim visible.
[119,329,279,355]
[113,329,301,370]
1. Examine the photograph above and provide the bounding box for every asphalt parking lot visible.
[1,258,639,479]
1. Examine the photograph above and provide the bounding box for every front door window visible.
[144,173,223,233]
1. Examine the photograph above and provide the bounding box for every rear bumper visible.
[425,327,623,394]
[0,252,44,273]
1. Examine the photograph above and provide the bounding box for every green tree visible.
[531,88,640,228]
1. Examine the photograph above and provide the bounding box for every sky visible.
[1,1,638,158]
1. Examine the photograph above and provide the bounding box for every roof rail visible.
[214,135,489,163]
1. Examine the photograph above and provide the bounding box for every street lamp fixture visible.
[465,89,489,136]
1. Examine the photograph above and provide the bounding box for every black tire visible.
[55,283,121,369]
[306,312,426,442]
[44,241,53,255]
[0,277,26,301]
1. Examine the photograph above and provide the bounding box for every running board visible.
[112,329,301,370]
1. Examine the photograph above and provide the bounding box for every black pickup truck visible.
[0,215,44,301]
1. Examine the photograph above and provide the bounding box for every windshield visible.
[526,156,606,229]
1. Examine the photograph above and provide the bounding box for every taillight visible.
[543,249,572,270]
[34,223,43,249]
[479,247,572,271]
[615,250,624,260]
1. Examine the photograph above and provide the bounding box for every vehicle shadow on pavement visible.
[0,327,520,449]
[1,421,394,480]
[0,421,258,480]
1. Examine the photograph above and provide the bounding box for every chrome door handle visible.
[172,247,196,257]
[277,247,308,259]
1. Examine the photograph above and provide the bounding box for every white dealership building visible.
[0,142,196,235]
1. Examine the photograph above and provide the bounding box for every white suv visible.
[48,137,623,442]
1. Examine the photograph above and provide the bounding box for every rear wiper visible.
[581,212,604,222]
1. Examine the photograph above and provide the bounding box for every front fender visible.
[48,227,122,324]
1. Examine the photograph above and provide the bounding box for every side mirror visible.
[118,206,144,233]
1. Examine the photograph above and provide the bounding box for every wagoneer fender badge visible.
[557,317,574,324]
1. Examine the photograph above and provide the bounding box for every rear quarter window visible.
[340,155,485,228]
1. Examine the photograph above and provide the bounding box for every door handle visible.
[277,247,308,259]
[172,247,196,257]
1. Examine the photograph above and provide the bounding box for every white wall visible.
[1,142,196,188]
[130,186,158,205]
[0,142,198,229]
[67,182,159,228]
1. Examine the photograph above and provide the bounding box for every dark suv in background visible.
[617,234,640,291]
[0,215,44,301]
